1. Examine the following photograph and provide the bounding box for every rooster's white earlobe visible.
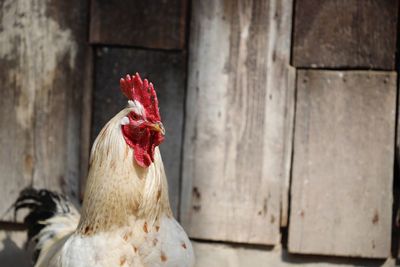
[121,116,130,125]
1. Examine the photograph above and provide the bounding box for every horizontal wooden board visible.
[0,0,89,220]
[90,0,187,49]
[288,70,396,258]
[181,0,295,244]
[92,47,186,216]
[292,0,398,69]
[192,242,390,267]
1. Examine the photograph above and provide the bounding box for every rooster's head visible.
[119,73,165,168]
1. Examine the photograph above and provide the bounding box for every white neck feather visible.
[77,109,172,235]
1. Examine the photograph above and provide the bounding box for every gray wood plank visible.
[180,0,295,244]
[0,0,89,220]
[288,70,396,258]
[90,0,188,49]
[292,0,398,70]
[92,47,186,216]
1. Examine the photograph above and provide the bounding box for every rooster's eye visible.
[132,113,140,120]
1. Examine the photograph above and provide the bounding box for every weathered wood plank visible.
[0,0,89,220]
[192,241,392,267]
[92,47,186,216]
[292,0,398,69]
[289,70,396,258]
[90,0,188,49]
[180,0,294,244]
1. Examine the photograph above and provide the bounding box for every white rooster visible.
[15,73,194,267]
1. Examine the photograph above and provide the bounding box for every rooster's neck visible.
[77,109,172,236]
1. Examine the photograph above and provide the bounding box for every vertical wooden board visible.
[395,78,400,259]
[288,70,396,258]
[292,0,398,69]
[0,0,89,220]
[92,47,186,216]
[280,66,296,227]
[90,0,187,49]
[181,0,295,244]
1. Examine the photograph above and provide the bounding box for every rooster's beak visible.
[151,122,165,135]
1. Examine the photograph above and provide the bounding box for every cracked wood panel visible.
[0,0,89,220]
[91,47,186,216]
[181,0,295,244]
[289,70,396,258]
[90,0,188,49]
[292,0,398,70]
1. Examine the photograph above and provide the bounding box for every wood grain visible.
[292,0,398,70]
[0,0,89,220]
[181,0,295,244]
[92,47,186,216]
[90,0,188,49]
[288,70,396,258]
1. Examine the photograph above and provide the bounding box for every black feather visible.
[14,187,71,263]
[15,188,70,240]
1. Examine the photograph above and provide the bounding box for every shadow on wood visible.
[0,230,30,267]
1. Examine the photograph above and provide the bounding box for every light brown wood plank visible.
[0,0,89,220]
[292,0,398,70]
[288,70,396,258]
[181,0,294,244]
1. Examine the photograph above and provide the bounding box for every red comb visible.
[120,73,161,121]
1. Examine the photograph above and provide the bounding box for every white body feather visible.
[36,216,194,267]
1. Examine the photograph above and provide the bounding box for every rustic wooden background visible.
[0,0,399,266]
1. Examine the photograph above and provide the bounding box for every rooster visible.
[14,73,194,267]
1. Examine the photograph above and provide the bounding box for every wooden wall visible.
[0,0,399,266]
[0,0,90,264]
[0,0,90,218]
